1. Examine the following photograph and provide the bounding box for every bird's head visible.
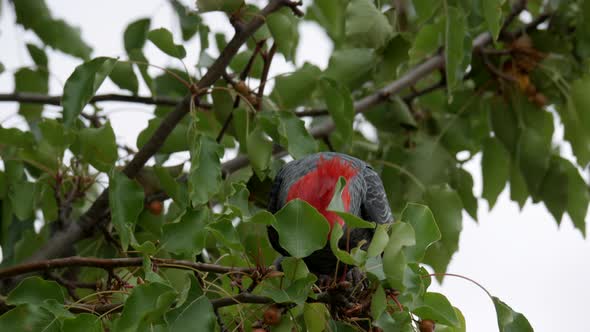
[286,155,359,231]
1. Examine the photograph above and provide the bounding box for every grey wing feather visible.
[361,166,393,224]
[267,167,284,213]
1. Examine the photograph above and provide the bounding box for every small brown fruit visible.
[235,80,250,95]
[532,92,548,107]
[263,305,281,326]
[148,200,163,215]
[419,319,435,332]
[512,35,533,50]
[525,83,537,96]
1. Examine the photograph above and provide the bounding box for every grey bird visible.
[267,152,394,276]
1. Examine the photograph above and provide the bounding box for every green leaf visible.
[272,199,330,258]
[367,224,389,257]
[76,122,118,172]
[128,50,154,93]
[436,307,466,332]
[147,28,187,59]
[109,62,139,94]
[320,78,354,145]
[7,277,65,306]
[304,303,329,332]
[329,223,361,265]
[261,274,317,305]
[0,304,60,332]
[267,8,299,61]
[307,0,347,45]
[39,119,71,154]
[561,158,589,235]
[62,57,117,128]
[167,296,217,332]
[0,127,35,148]
[207,217,243,251]
[328,176,348,212]
[109,171,144,251]
[482,137,510,208]
[401,203,441,262]
[170,0,202,41]
[576,0,590,58]
[14,68,48,121]
[154,166,188,208]
[480,0,505,40]
[324,48,376,89]
[124,18,151,53]
[539,156,569,223]
[162,208,208,256]
[196,0,244,13]
[451,168,478,220]
[563,75,590,166]
[345,0,394,49]
[188,135,224,206]
[40,183,58,222]
[509,164,528,209]
[113,282,176,332]
[423,186,463,276]
[8,181,36,221]
[271,63,322,108]
[517,128,551,196]
[409,21,443,63]
[247,125,273,178]
[26,43,48,67]
[383,222,416,290]
[445,6,467,96]
[14,0,92,59]
[414,292,460,327]
[490,97,519,153]
[62,314,102,332]
[492,296,533,332]
[137,117,189,153]
[229,51,264,78]
[276,112,318,159]
[370,284,387,319]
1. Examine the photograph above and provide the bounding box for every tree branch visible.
[0,92,183,107]
[23,0,295,264]
[220,0,540,175]
[0,256,255,279]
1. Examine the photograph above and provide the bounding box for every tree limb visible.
[220,0,540,175]
[0,92,183,107]
[0,256,255,279]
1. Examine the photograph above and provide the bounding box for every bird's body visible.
[267,152,393,275]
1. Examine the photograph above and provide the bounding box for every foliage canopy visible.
[0,0,588,331]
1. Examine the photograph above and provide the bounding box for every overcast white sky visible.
[0,1,589,331]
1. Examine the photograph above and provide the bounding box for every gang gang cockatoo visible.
[267,152,394,276]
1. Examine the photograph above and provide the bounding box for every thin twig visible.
[217,41,265,143]
[256,42,277,111]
